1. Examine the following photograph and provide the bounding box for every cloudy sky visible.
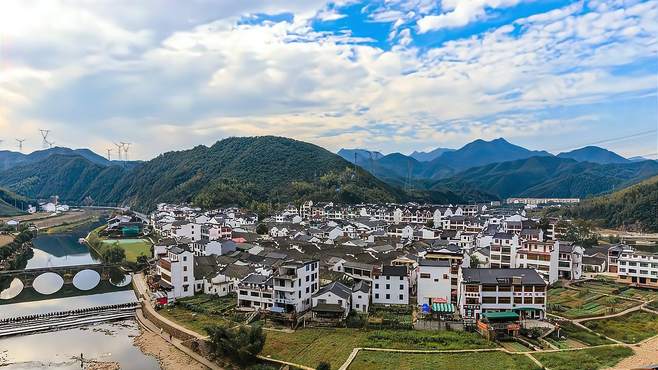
[1,0,656,160]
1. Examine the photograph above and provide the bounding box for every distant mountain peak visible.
[557,146,629,164]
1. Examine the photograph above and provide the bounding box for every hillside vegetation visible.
[563,175,658,232]
[0,137,408,211]
[433,156,658,199]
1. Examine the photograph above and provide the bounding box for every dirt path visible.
[0,235,13,247]
[605,335,658,369]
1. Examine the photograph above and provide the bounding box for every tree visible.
[102,244,126,263]
[317,361,331,370]
[136,255,149,267]
[470,255,481,268]
[255,224,269,235]
[205,324,266,365]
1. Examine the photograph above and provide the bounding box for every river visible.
[0,220,160,369]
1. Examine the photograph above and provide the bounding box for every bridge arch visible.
[72,269,101,291]
[33,272,64,295]
[0,277,24,300]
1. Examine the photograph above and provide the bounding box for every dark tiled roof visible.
[418,259,450,267]
[381,265,407,277]
[461,268,546,286]
[313,281,352,300]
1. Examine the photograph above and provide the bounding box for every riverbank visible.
[134,328,208,370]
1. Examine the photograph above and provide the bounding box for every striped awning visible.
[431,303,455,313]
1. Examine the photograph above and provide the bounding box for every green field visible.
[100,238,151,262]
[548,287,639,319]
[263,328,495,369]
[583,311,658,343]
[158,305,236,335]
[576,280,658,302]
[348,351,538,370]
[550,321,613,347]
[532,346,633,370]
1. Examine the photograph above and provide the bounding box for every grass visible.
[532,346,634,370]
[553,321,613,346]
[577,280,658,302]
[45,217,97,234]
[158,305,235,335]
[348,351,539,370]
[263,328,495,369]
[648,300,658,310]
[583,311,658,343]
[499,341,530,352]
[99,238,151,262]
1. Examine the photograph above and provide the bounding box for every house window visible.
[375,284,379,289]
[386,284,390,290]
[375,293,379,299]
[183,266,187,272]
[183,256,187,261]
[183,276,188,282]
[399,294,403,301]
[183,286,188,292]
[482,297,496,304]
[399,284,403,290]
[420,273,431,279]
[385,294,390,300]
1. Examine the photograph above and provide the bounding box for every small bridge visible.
[0,263,123,288]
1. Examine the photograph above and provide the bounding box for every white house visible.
[237,274,274,311]
[311,281,352,319]
[271,260,319,314]
[416,259,452,306]
[457,268,547,322]
[192,239,237,256]
[157,246,195,299]
[351,281,371,313]
[372,265,409,305]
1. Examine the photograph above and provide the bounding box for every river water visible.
[0,221,160,369]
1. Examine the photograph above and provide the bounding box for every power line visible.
[547,129,657,153]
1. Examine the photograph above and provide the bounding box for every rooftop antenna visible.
[114,142,123,161]
[39,129,51,148]
[16,138,25,152]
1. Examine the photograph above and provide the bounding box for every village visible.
[109,200,658,369]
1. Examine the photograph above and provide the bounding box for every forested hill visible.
[563,175,658,232]
[0,137,409,211]
[432,156,658,199]
[113,136,402,210]
[0,187,30,216]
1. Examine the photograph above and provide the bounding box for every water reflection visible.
[72,269,101,291]
[0,319,159,370]
[109,268,132,287]
[0,278,24,300]
[27,220,105,269]
[32,272,64,295]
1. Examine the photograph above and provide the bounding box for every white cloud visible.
[0,0,656,158]
[417,0,522,33]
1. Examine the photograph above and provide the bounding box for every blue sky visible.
[0,0,656,159]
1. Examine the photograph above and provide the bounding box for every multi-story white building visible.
[271,260,319,314]
[237,274,274,311]
[489,233,519,269]
[457,268,547,322]
[172,221,202,242]
[416,259,452,306]
[558,242,584,280]
[192,239,236,256]
[515,240,559,284]
[372,265,409,305]
[618,247,658,289]
[157,246,195,299]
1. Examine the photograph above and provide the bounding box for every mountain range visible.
[0,136,655,214]
[339,138,649,184]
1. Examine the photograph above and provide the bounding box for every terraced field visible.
[548,288,639,319]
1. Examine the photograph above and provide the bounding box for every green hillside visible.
[0,136,406,211]
[563,175,658,232]
[433,156,658,199]
[0,187,29,216]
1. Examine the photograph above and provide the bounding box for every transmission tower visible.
[120,142,131,162]
[46,140,55,149]
[114,142,123,161]
[16,139,25,152]
[0,139,3,147]
[39,129,51,148]
[106,149,112,161]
